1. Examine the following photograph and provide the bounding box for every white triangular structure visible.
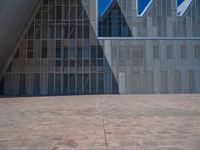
[177,0,193,16]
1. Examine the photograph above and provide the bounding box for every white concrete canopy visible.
[0,0,40,76]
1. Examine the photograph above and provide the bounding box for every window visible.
[27,51,33,59]
[84,25,89,38]
[28,23,34,39]
[0,77,4,95]
[174,71,182,93]
[42,23,48,39]
[91,73,97,94]
[84,74,89,94]
[48,73,54,95]
[50,24,55,38]
[77,48,82,58]
[63,47,68,58]
[63,60,69,67]
[98,59,104,67]
[19,74,26,95]
[49,5,55,20]
[69,48,76,58]
[56,25,62,38]
[41,40,47,58]
[97,0,131,37]
[153,45,159,59]
[91,46,97,58]
[161,71,168,93]
[180,44,187,59]
[34,73,40,95]
[64,25,69,39]
[98,73,104,94]
[55,74,61,95]
[84,60,90,67]
[77,25,82,39]
[69,74,75,94]
[28,40,33,50]
[91,59,97,68]
[27,40,33,59]
[70,23,75,39]
[64,5,69,19]
[63,74,69,94]
[77,60,82,67]
[56,40,61,58]
[167,45,173,59]
[188,71,195,93]
[70,60,75,67]
[56,6,62,21]
[194,45,200,59]
[146,71,154,93]
[56,60,61,67]
[98,47,104,58]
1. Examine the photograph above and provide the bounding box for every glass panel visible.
[177,0,193,16]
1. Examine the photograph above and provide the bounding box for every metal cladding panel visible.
[0,0,40,74]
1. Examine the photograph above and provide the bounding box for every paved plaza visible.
[0,95,200,150]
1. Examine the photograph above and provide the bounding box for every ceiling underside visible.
[0,0,40,76]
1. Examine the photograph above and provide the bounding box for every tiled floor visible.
[0,95,200,150]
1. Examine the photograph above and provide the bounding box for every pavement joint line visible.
[99,97,108,150]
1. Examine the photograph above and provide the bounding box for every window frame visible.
[96,0,194,38]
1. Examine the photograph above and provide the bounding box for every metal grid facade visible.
[0,0,200,96]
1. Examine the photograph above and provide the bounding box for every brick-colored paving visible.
[0,95,200,150]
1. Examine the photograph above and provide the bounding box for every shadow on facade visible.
[0,77,4,96]
[0,0,119,96]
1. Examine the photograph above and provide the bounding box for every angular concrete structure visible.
[0,0,40,74]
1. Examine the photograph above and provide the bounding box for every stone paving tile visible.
[0,95,200,150]
[98,95,200,150]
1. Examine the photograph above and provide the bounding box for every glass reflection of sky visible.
[98,0,187,16]
[137,0,152,15]
[177,0,185,6]
[98,0,154,16]
[98,0,112,16]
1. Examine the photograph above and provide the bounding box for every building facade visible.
[0,0,200,96]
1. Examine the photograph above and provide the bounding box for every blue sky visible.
[98,0,185,16]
